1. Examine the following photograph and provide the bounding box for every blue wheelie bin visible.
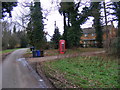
[36,50,41,57]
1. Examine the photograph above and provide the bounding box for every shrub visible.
[108,37,120,57]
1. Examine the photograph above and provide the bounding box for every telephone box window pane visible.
[62,44,64,52]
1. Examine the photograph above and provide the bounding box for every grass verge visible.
[44,48,103,56]
[24,48,104,58]
[40,56,119,88]
[0,48,22,54]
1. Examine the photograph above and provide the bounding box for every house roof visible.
[82,25,114,34]
[82,39,96,41]
[82,27,95,34]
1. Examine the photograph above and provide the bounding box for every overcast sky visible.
[9,0,118,41]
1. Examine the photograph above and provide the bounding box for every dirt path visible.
[1,48,49,88]
[27,51,105,63]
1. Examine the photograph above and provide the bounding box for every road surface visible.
[2,48,48,88]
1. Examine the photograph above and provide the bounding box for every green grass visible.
[42,56,119,88]
[0,48,22,54]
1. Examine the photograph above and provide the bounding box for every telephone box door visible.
[59,40,65,54]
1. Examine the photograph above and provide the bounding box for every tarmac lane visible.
[2,48,48,88]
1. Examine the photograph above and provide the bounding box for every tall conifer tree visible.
[91,2,103,48]
[51,22,61,49]
[29,0,45,50]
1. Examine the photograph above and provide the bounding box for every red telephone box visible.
[59,40,66,54]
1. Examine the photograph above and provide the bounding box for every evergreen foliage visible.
[112,2,120,36]
[26,21,34,46]
[59,1,72,48]
[13,25,16,33]
[51,26,61,49]
[108,2,120,57]
[27,1,46,50]
[59,1,89,48]
[91,2,103,48]
[2,1,17,18]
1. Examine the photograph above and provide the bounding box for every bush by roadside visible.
[108,37,120,57]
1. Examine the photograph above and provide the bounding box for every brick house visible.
[80,23,117,47]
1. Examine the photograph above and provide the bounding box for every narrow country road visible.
[2,48,47,88]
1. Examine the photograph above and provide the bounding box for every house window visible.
[84,41,86,44]
[94,41,97,43]
[84,34,88,37]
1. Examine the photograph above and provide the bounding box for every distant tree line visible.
[2,21,28,50]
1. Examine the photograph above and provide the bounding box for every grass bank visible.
[40,56,119,88]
